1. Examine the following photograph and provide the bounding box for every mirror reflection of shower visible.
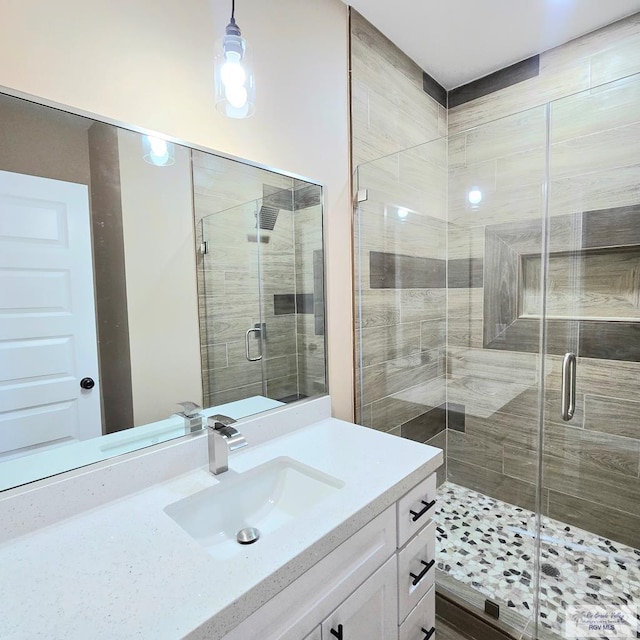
[196,174,326,410]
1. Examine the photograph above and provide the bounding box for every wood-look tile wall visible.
[448,13,640,134]
[350,11,446,168]
[446,14,640,548]
[351,9,448,465]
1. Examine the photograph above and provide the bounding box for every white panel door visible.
[0,169,101,459]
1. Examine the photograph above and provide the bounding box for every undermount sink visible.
[164,456,345,558]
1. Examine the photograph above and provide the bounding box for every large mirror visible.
[0,92,326,491]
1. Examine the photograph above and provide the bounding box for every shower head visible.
[256,205,279,231]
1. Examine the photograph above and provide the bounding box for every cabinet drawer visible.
[397,474,436,548]
[399,586,435,640]
[398,519,436,623]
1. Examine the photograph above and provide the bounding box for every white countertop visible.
[0,406,442,640]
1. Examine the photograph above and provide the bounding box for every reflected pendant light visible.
[142,135,176,167]
[214,0,256,119]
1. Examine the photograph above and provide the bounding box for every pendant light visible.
[214,0,256,119]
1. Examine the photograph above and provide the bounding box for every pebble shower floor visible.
[434,483,640,637]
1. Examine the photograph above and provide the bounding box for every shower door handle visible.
[561,352,576,421]
[245,327,263,362]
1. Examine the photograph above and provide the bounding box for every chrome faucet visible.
[207,415,247,475]
[175,401,204,434]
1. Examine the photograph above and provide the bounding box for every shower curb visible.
[436,589,519,640]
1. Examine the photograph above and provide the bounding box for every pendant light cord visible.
[225,0,240,38]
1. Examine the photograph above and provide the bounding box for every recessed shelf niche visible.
[520,246,640,322]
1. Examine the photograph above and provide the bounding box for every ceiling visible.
[346,0,640,89]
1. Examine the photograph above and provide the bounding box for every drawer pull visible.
[410,559,435,586]
[421,626,436,640]
[330,624,343,639]
[409,499,436,522]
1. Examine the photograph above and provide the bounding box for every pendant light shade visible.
[214,0,255,119]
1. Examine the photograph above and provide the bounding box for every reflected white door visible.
[0,170,101,459]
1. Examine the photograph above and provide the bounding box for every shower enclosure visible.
[355,73,640,639]
[197,184,325,408]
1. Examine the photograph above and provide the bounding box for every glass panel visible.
[354,107,550,640]
[445,106,548,638]
[539,73,640,640]
[354,137,448,436]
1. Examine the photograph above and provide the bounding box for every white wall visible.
[117,129,202,425]
[0,0,354,420]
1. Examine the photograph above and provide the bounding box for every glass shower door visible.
[198,199,268,407]
[536,74,640,639]
[197,190,305,408]
[444,106,549,639]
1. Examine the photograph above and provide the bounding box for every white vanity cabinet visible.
[220,471,438,640]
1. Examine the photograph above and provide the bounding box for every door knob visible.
[80,377,95,390]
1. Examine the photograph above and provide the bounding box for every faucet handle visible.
[177,401,201,417]
[207,415,247,451]
[208,414,236,427]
